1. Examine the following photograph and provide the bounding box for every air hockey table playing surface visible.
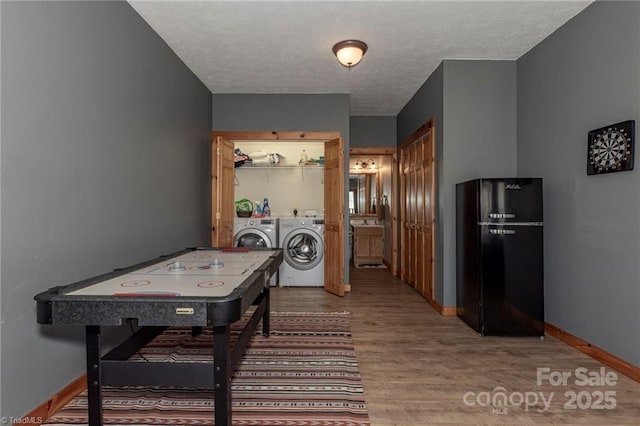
[67,249,276,296]
[34,247,283,426]
[37,248,282,326]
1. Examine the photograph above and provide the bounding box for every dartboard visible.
[587,120,635,175]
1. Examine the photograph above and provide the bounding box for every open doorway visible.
[348,147,397,274]
[211,131,346,296]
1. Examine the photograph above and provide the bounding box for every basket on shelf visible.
[234,199,253,218]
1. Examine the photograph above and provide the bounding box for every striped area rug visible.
[45,312,370,425]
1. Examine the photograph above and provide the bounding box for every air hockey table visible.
[34,247,283,426]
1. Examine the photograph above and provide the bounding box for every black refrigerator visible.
[456,178,544,336]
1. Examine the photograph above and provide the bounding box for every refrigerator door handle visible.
[479,222,543,226]
[489,213,516,219]
[489,228,516,235]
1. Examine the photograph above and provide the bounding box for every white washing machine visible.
[279,217,324,287]
[233,217,279,286]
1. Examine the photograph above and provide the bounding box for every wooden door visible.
[399,120,436,302]
[323,138,345,296]
[415,138,425,295]
[400,149,408,282]
[391,152,399,276]
[423,131,435,300]
[408,142,417,288]
[211,136,235,247]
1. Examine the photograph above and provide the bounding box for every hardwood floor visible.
[271,266,640,425]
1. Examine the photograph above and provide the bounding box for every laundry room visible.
[232,140,327,288]
[233,141,326,217]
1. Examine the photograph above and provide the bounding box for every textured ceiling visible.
[128,0,592,115]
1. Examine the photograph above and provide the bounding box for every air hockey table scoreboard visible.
[34,247,283,426]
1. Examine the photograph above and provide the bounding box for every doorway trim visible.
[211,130,346,296]
[348,146,398,274]
[213,131,341,141]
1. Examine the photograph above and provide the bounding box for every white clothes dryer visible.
[279,217,324,287]
[233,217,279,286]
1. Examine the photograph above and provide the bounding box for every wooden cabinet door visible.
[323,138,345,297]
[353,228,383,265]
[211,136,235,247]
[370,235,384,258]
[354,236,370,258]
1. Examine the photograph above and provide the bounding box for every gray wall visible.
[350,116,396,147]
[442,60,517,305]
[517,1,640,365]
[212,94,349,134]
[397,61,517,306]
[1,1,212,417]
[212,94,351,283]
[0,2,3,419]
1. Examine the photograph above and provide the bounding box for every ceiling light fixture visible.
[332,40,368,68]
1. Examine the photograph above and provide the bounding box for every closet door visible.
[400,122,435,302]
[212,136,235,247]
[402,143,416,285]
[415,137,425,295]
[400,148,409,283]
[422,133,435,299]
[323,138,345,297]
[408,141,418,288]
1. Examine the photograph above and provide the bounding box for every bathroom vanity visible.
[352,224,384,266]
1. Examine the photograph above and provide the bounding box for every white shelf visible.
[236,164,323,169]
[235,164,323,183]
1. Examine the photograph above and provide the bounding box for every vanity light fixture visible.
[332,40,368,68]
[352,159,376,170]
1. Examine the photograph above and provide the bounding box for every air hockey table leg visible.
[263,285,270,336]
[86,325,103,426]
[213,325,232,426]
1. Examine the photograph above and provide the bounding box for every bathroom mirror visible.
[348,172,380,217]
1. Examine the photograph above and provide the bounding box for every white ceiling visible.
[128,0,592,116]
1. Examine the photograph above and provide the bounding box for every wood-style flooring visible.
[270,266,640,425]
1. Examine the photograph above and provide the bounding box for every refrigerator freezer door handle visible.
[489,213,516,219]
[489,229,516,235]
[478,222,543,226]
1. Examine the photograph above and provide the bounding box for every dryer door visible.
[234,229,273,248]
[282,229,324,270]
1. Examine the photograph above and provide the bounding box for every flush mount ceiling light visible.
[332,40,368,68]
